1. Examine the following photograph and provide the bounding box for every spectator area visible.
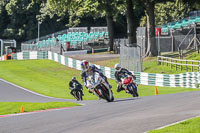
[157,12,200,35]
[22,27,109,51]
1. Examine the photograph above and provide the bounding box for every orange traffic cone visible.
[155,86,158,95]
[20,105,24,113]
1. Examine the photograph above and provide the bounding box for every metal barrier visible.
[120,45,142,72]
[157,56,200,72]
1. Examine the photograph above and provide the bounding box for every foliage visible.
[48,0,100,27]
[195,83,200,88]
[0,0,199,45]
[154,1,191,26]
[0,0,67,44]
[140,0,191,27]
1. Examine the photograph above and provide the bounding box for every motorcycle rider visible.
[69,77,83,100]
[114,63,136,93]
[80,60,112,93]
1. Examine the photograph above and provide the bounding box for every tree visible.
[48,0,142,50]
[154,1,191,26]
[47,0,118,51]
[0,1,10,37]
[145,0,157,56]
[0,0,67,44]
[182,0,200,10]
[126,0,136,46]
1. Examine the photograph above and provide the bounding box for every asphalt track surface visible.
[0,78,200,133]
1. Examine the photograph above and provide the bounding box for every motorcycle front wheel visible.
[99,88,114,102]
[128,84,139,97]
[75,90,83,101]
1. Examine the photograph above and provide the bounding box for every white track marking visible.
[0,78,65,100]
[143,115,200,133]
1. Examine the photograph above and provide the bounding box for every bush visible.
[195,83,200,88]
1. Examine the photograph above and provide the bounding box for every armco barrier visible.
[47,51,200,88]
[1,51,200,88]
[10,51,48,60]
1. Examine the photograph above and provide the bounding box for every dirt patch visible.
[68,54,120,62]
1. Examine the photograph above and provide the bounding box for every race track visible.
[0,78,200,133]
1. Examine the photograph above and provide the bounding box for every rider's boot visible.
[93,91,101,100]
[88,89,93,93]
[124,88,129,93]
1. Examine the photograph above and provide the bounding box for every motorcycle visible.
[121,75,139,97]
[72,83,83,101]
[87,72,114,102]
[72,89,83,101]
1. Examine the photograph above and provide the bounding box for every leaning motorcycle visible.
[87,72,114,102]
[121,75,139,97]
[72,82,83,101]
[73,89,83,101]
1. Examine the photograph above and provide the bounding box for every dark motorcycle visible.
[74,90,83,101]
[72,82,83,101]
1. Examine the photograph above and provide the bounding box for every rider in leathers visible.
[81,60,112,93]
[114,63,136,92]
[69,77,83,99]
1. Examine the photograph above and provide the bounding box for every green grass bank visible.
[148,116,200,133]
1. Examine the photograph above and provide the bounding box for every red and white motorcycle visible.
[87,72,114,102]
[121,75,139,97]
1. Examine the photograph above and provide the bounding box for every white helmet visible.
[114,63,121,70]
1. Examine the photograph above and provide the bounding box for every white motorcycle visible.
[86,72,114,102]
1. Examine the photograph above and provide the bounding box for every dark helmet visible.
[72,77,76,81]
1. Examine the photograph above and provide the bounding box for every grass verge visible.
[92,51,200,74]
[0,102,80,115]
[0,60,199,100]
[148,116,200,133]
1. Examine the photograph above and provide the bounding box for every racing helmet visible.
[114,63,121,71]
[81,60,89,70]
[72,77,76,81]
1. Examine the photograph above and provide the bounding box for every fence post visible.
[191,61,193,72]
[157,56,160,65]
[171,58,172,69]
[186,60,188,71]
[162,57,164,65]
[176,60,177,71]
[167,58,168,66]
[181,60,182,71]
[199,64,200,72]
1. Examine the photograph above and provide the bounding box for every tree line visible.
[0,0,200,56]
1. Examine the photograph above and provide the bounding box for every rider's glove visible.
[99,72,104,77]
[131,74,136,80]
